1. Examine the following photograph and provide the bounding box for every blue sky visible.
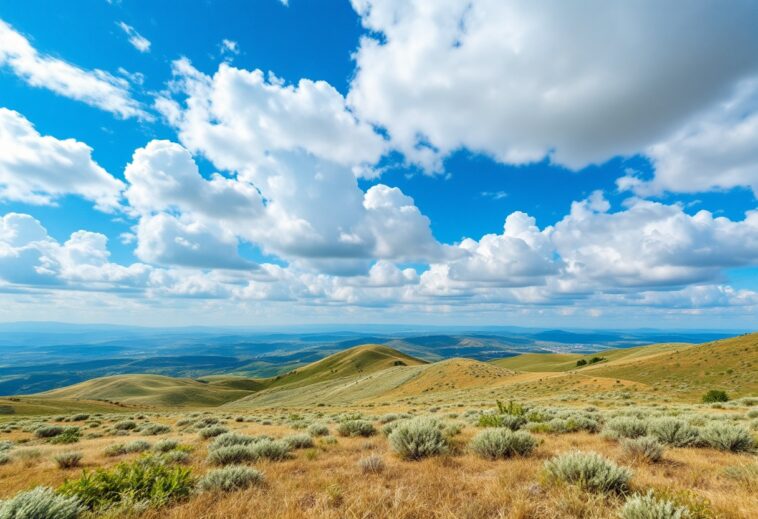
[0,0,757,328]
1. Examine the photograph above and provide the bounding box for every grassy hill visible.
[490,342,691,372]
[38,374,254,407]
[263,344,426,389]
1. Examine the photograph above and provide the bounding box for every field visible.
[0,334,756,518]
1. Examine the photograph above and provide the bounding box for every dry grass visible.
[0,412,754,519]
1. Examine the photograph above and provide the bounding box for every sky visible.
[0,0,757,328]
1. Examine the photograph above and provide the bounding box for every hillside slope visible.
[587,333,757,398]
[38,374,254,407]
[263,344,426,390]
[491,342,691,372]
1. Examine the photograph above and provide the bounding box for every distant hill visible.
[5,334,755,412]
[38,374,254,407]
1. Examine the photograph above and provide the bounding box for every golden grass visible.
[1,412,755,518]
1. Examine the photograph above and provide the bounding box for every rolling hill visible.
[5,334,754,412]
[38,374,255,407]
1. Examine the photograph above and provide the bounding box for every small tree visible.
[576,359,587,367]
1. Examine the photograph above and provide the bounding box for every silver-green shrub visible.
[198,466,264,492]
[0,486,82,519]
[388,417,448,460]
[469,429,537,460]
[618,491,690,519]
[543,451,632,494]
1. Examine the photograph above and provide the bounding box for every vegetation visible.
[619,492,690,519]
[0,487,82,519]
[197,466,264,493]
[702,389,730,403]
[58,458,193,511]
[469,429,538,459]
[388,417,448,460]
[543,451,632,494]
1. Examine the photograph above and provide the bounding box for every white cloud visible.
[0,212,149,289]
[0,19,147,119]
[117,22,151,53]
[619,79,758,197]
[348,0,758,172]
[0,108,124,210]
[146,62,446,272]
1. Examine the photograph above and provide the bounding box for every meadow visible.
[0,334,756,518]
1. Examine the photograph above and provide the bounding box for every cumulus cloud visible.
[145,61,446,272]
[117,22,151,53]
[348,0,758,172]
[0,108,124,210]
[0,213,149,289]
[620,79,758,196]
[0,19,147,119]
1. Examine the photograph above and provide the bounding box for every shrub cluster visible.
[469,429,537,460]
[337,420,376,437]
[543,451,632,494]
[197,466,264,493]
[388,417,448,460]
[619,492,690,519]
[0,486,82,519]
[621,436,664,463]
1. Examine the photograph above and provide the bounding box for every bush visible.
[0,486,82,519]
[700,423,754,452]
[104,444,126,457]
[58,458,193,510]
[337,420,375,437]
[619,492,690,519]
[576,359,587,367]
[307,423,329,437]
[388,417,448,460]
[477,414,526,430]
[153,439,179,453]
[70,414,89,422]
[207,445,257,466]
[209,432,256,450]
[0,454,10,466]
[646,418,699,447]
[141,424,171,436]
[621,436,664,463]
[34,426,65,438]
[161,450,191,465]
[283,434,313,449]
[249,439,291,461]
[54,452,83,469]
[470,429,537,460]
[198,466,264,493]
[50,428,80,445]
[543,451,632,494]
[702,390,729,403]
[123,440,151,453]
[198,426,229,439]
[113,420,137,431]
[357,455,384,474]
[603,417,648,440]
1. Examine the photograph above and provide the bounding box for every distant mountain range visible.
[0,322,739,395]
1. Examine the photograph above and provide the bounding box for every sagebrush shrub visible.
[113,420,137,431]
[141,424,171,436]
[198,426,229,439]
[209,432,256,450]
[647,418,699,447]
[153,439,179,453]
[0,486,82,519]
[700,423,754,452]
[337,420,375,437]
[621,436,664,463]
[58,458,193,510]
[54,451,83,469]
[198,466,264,492]
[34,426,65,438]
[307,423,329,437]
[470,429,537,460]
[283,434,313,449]
[207,445,257,466]
[357,455,384,474]
[619,491,690,519]
[543,451,632,494]
[249,439,291,461]
[388,417,448,460]
[603,417,648,440]
[123,440,151,453]
[161,450,191,465]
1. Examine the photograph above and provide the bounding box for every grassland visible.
[0,334,755,518]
